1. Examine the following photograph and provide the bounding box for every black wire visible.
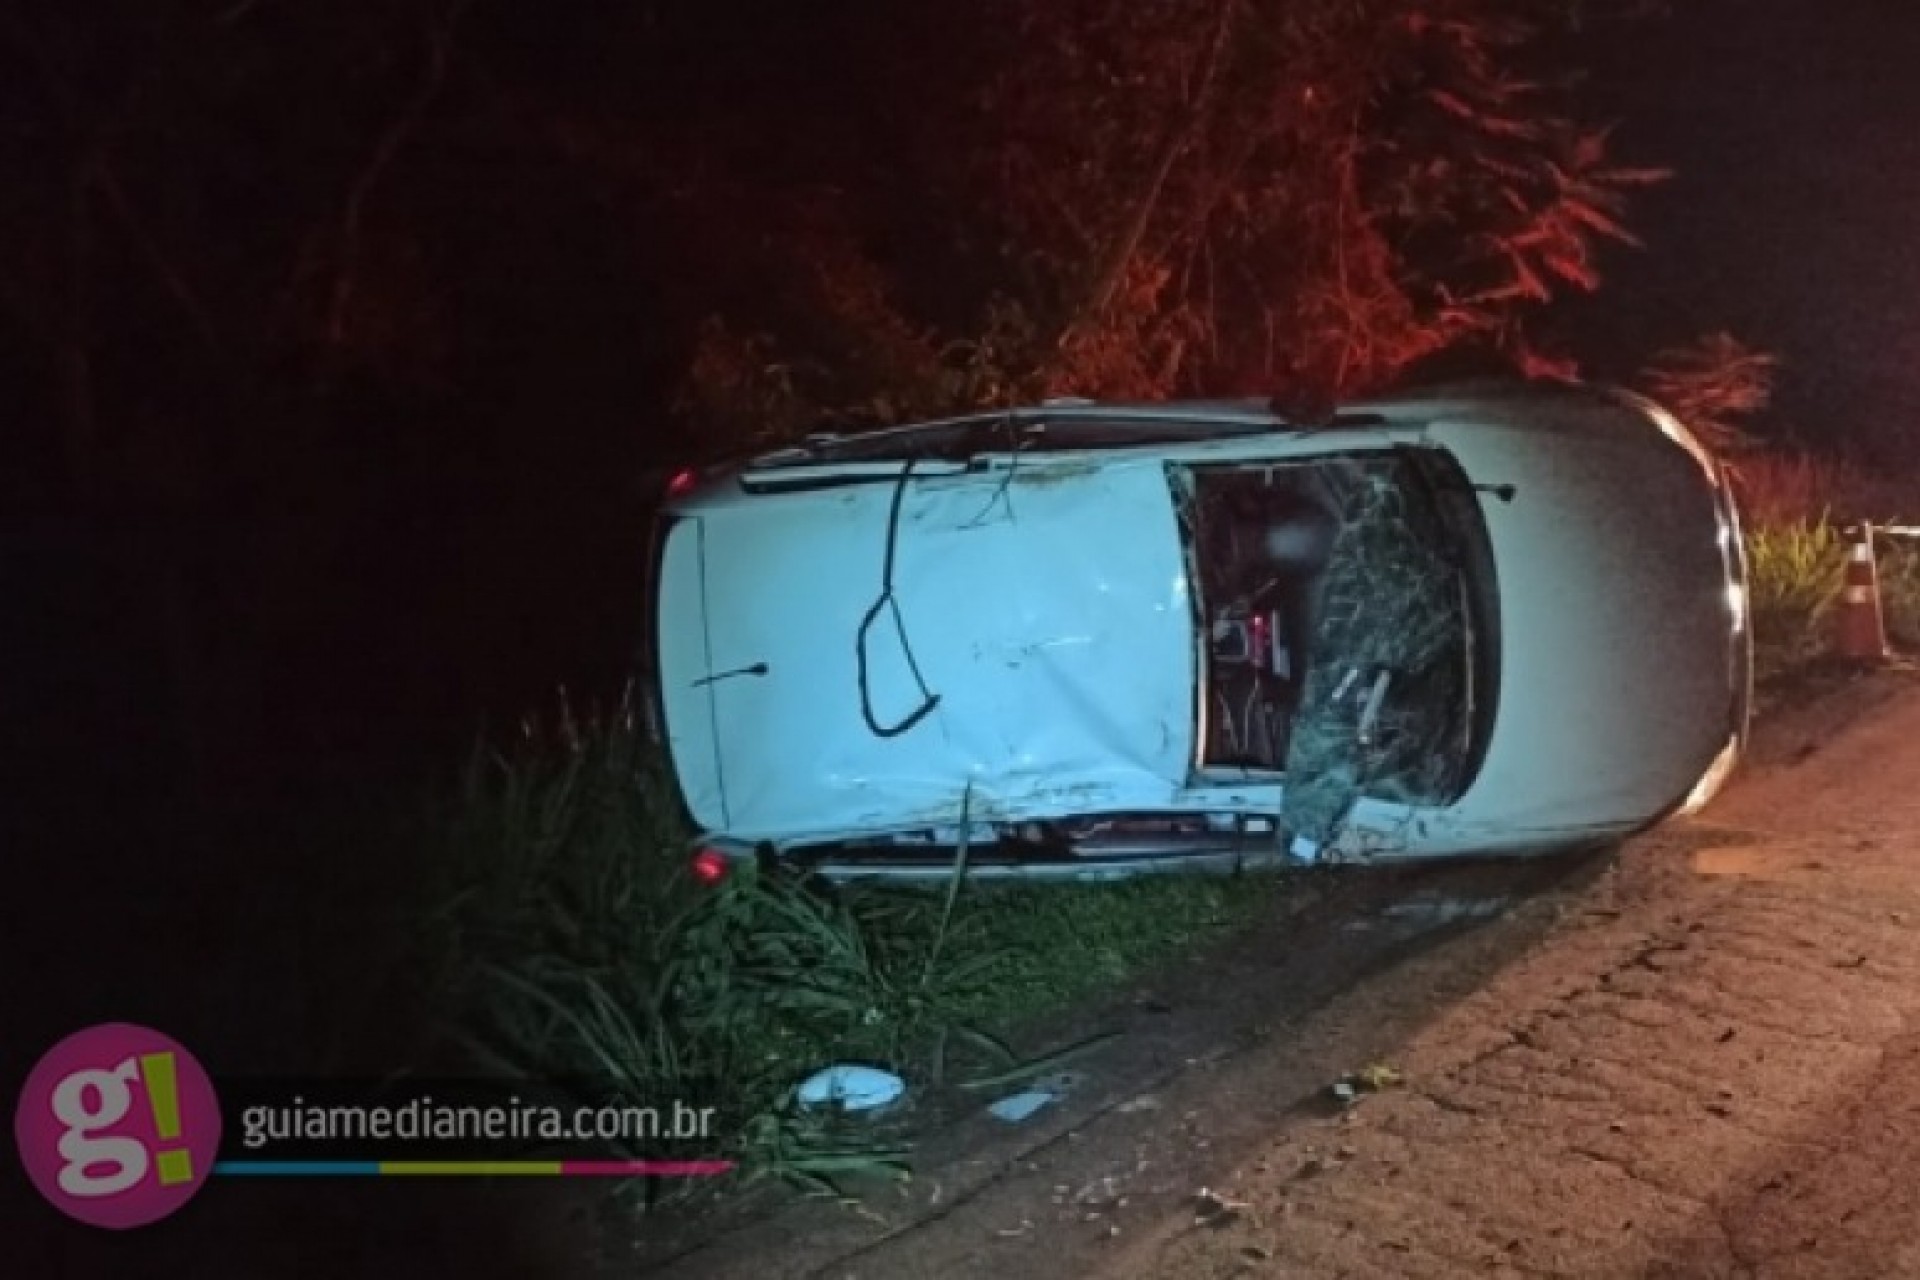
[959,414,1023,528]
[857,456,942,737]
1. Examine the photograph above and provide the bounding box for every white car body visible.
[647,381,1751,879]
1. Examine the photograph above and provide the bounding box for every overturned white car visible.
[646,380,1751,879]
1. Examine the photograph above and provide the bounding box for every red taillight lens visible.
[667,468,699,498]
[690,848,730,885]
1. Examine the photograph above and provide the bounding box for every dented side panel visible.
[656,459,1199,841]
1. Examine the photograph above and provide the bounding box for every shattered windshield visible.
[1175,448,1484,850]
[1281,449,1481,846]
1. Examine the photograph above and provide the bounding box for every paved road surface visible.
[1117,675,1920,1278]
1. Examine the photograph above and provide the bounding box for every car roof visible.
[720,379,1661,490]
[741,399,1366,474]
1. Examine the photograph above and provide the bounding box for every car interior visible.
[1182,462,1344,771]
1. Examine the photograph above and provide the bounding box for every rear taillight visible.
[690,847,730,885]
[667,467,699,498]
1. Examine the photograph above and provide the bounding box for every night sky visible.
[1573,1,1920,457]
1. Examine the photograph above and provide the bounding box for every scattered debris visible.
[1193,1187,1252,1228]
[1116,1094,1161,1114]
[988,1089,1057,1123]
[795,1064,906,1113]
[1329,1061,1403,1106]
[1355,1062,1402,1091]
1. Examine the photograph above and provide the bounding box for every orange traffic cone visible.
[1834,522,1890,662]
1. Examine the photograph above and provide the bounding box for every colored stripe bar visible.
[214,1161,380,1177]
[380,1161,563,1177]
[213,1159,736,1178]
[562,1160,735,1177]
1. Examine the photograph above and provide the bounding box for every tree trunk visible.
[1050,0,1240,365]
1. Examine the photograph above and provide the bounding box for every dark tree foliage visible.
[0,0,1665,803]
[672,0,1668,437]
[1635,331,1776,454]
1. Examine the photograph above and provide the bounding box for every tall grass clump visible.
[1744,517,1846,679]
[428,702,856,1189]
[1879,538,1920,648]
[419,689,1004,1195]
[1734,447,1920,673]
[415,688,1291,1204]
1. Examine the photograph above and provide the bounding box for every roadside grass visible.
[1735,449,1920,679]
[927,876,1280,1031]
[1746,516,1847,680]
[419,691,1285,1202]
[1744,516,1920,681]
[1881,538,1920,649]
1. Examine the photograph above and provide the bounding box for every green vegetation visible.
[1746,517,1850,679]
[421,692,1286,1200]
[1735,452,1920,680]
[1881,540,1920,649]
[1744,517,1920,681]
